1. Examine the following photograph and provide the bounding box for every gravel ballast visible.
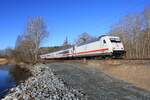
[2,64,87,100]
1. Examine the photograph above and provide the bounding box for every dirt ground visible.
[47,62,150,100]
[87,60,150,91]
[0,58,8,65]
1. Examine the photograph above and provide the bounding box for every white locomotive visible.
[40,35,125,59]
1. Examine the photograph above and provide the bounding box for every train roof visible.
[76,35,120,46]
[76,38,99,46]
[77,35,109,46]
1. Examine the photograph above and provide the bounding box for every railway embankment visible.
[2,64,86,100]
[86,60,150,91]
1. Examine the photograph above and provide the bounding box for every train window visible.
[110,38,121,43]
[103,40,106,44]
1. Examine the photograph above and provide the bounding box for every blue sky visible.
[0,0,150,49]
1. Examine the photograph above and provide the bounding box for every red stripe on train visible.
[67,48,109,56]
[77,48,109,55]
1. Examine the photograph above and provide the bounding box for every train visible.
[40,35,125,59]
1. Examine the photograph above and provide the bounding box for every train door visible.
[102,38,107,48]
[72,46,75,56]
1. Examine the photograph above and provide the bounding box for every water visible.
[0,65,16,98]
[0,64,31,98]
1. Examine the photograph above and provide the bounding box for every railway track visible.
[41,59,150,66]
[41,58,150,64]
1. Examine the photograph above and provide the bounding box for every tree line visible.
[110,6,150,59]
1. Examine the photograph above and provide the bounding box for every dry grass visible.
[88,60,150,91]
[0,58,8,65]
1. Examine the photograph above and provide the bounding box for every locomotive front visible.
[109,36,125,58]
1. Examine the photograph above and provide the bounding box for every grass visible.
[87,60,150,91]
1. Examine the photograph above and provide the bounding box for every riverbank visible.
[0,64,32,99]
[0,58,8,65]
[2,64,86,100]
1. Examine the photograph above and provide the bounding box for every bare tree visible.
[75,32,94,45]
[14,17,49,63]
[110,6,150,59]
[144,6,150,58]
[26,17,49,63]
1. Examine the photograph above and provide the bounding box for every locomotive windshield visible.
[110,38,121,43]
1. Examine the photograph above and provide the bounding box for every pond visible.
[0,64,31,99]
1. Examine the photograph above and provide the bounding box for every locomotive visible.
[40,35,125,59]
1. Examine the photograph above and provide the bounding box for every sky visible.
[0,0,150,49]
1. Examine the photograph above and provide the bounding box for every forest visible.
[110,6,150,59]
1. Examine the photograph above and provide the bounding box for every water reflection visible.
[9,65,32,84]
[0,65,16,98]
[0,64,32,98]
